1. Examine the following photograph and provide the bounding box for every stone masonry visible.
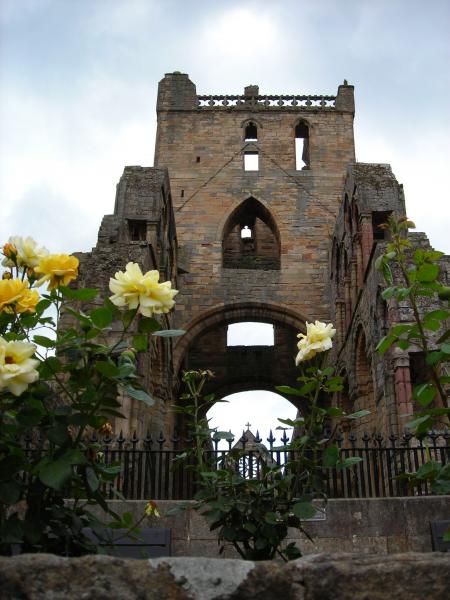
[74,72,448,439]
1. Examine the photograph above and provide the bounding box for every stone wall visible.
[2,553,449,599]
[72,167,179,438]
[86,496,449,558]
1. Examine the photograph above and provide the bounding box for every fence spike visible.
[267,429,275,448]
[255,430,262,443]
[131,430,139,443]
[117,430,125,445]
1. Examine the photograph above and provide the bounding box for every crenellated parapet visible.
[157,72,354,114]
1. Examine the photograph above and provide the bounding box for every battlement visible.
[196,93,336,110]
[157,72,354,114]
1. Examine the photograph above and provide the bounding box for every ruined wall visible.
[329,163,450,436]
[74,167,178,438]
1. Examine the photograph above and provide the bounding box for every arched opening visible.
[222,197,280,270]
[207,391,297,450]
[295,120,310,170]
[244,121,258,142]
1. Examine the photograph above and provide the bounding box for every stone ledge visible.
[0,552,449,600]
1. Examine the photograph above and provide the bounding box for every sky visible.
[1,0,449,437]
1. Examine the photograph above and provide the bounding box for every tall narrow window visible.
[244,151,259,171]
[244,122,258,141]
[295,121,310,170]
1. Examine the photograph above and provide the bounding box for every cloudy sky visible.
[1,0,449,435]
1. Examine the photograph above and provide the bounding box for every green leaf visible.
[407,415,431,432]
[344,409,371,420]
[424,309,449,321]
[416,263,439,283]
[35,298,52,314]
[322,444,339,467]
[0,481,22,505]
[423,320,441,332]
[47,423,69,445]
[90,307,113,328]
[382,261,393,285]
[152,329,185,338]
[39,460,72,490]
[275,385,306,397]
[86,467,99,492]
[413,383,436,407]
[391,324,411,336]
[123,385,155,405]
[381,287,398,300]
[33,335,55,348]
[138,317,161,333]
[132,333,148,352]
[60,286,98,301]
[95,361,120,377]
[425,351,444,365]
[292,501,317,520]
[397,339,410,350]
[376,335,396,355]
[325,407,345,417]
[122,309,137,329]
[338,457,363,469]
[264,512,279,524]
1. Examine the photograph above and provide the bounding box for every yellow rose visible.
[34,254,79,290]
[2,236,48,269]
[16,288,40,313]
[144,500,160,518]
[0,279,39,314]
[109,262,178,317]
[295,321,336,365]
[0,338,39,396]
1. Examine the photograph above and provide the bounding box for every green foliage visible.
[0,283,175,556]
[375,215,450,493]
[176,362,365,561]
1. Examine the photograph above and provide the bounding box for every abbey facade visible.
[75,73,449,440]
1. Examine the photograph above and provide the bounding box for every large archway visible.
[173,302,309,436]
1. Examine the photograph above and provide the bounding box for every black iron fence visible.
[23,430,450,501]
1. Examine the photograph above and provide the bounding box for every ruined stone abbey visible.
[75,73,449,440]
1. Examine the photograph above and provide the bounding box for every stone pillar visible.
[392,349,413,434]
[344,276,352,329]
[360,213,374,271]
[335,83,355,115]
[336,299,346,345]
[351,256,358,308]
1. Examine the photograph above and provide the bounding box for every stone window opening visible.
[241,225,252,239]
[244,151,259,171]
[295,120,310,170]
[244,122,258,142]
[372,210,392,241]
[128,219,147,242]
[223,197,280,270]
[227,322,275,346]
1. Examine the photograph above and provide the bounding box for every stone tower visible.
[75,73,449,440]
[155,73,355,409]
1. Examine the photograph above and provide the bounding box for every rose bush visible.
[174,322,367,561]
[0,235,181,556]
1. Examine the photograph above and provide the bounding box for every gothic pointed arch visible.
[222,196,280,270]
